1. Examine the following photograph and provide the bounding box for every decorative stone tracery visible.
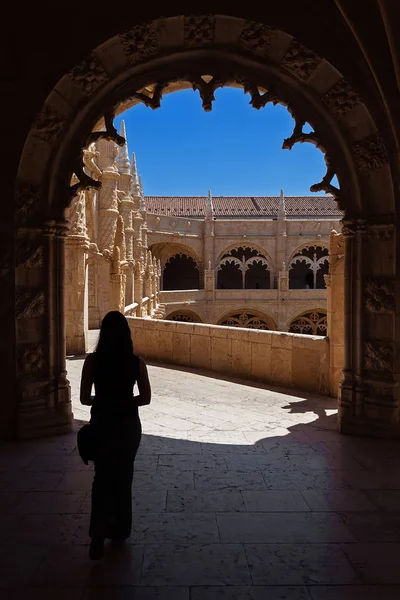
[219,312,271,330]
[289,311,327,336]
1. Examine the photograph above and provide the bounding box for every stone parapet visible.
[128,317,330,395]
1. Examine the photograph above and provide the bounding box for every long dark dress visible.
[89,352,141,540]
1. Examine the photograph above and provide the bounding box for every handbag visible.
[77,422,97,465]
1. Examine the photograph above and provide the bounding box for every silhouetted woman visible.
[79,311,151,560]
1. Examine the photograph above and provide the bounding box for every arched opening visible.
[12,14,398,442]
[217,247,271,289]
[163,254,200,290]
[218,309,275,330]
[165,310,202,323]
[289,245,329,289]
[289,309,327,336]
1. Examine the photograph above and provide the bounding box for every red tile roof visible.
[144,196,342,218]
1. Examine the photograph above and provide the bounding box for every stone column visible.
[144,251,154,313]
[110,246,126,313]
[152,256,158,302]
[338,217,399,437]
[15,219,72,439]
[134,260,144,307]
[325,231,345,396]
[275,190,288,290]
[97,139,120,253]
[277,265,289,331]
[65,191,90,355]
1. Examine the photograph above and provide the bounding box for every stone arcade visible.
[5,9,400,442]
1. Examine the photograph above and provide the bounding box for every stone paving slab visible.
[1,350,400,597]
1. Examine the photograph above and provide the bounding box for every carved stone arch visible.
[149,242,201,269]
[287,241,330,265]
[288,243,329,290]
[216,243,274,269]
[216,307,277,331]
[165,309,202,324]
[288,307,328,336]
[12,14,400,438]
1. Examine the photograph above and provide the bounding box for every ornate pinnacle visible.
[278,189,286,219]
[206,189,214,217]
[131,152,140,195]
[139,176,146,211]
[116,120,131,174]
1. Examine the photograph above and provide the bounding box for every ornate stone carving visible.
[71,54,108,96]
[366,222,395,240]
[132,82,167,110]
[364,341,393,374]
[192,76,222,112]
[352,133,389,173]
[310,155,341,207]
[322,78,361,117]
[324,274,331,287]
[17,343,46,378]
[364,279,395,313]
[240,80,279,110]
[239,21,273,55]
[70,107,125,196]
[282,117,321,151]
[120,22,159,62]
[31,104,66,144]
[281,41,322,81]
[281,117,341,206]
[66,191,88,237]
[15,183,43,227]
[184,15,215,47]
[16,238,45,269]
[16,289,46,319]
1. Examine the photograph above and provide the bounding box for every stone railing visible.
[127,317,330,395]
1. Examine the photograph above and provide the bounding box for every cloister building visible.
[73,123,342,340]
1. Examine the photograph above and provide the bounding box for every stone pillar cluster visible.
[64,121,163,353]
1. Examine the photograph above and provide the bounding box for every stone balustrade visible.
[128,317,330,395]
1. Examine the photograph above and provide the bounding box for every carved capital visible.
[184,15,215,47]
[16,289,46,319]
[366,222,395,240]
[364,341,393,375]
[281,40,322,81]
[352,133,389,173]
[239,21,273,55]
[341,218,367,237]
[120,22,159,62]
[364,278,395,313]
[71,54,108,96]
[322,78,361,117]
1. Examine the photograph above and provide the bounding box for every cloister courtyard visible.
[0,332,400,599]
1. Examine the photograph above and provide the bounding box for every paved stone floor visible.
[1,334,400,598]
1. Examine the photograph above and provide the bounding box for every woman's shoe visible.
[89,537,104,560]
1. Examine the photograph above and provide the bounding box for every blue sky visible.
[115,87,331,197]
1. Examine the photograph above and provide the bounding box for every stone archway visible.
[163,254,200,290]
[217,308,276,331]
[13,15,398,439]
[165,310,203,323]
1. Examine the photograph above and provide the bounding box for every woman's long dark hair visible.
[95,311,134,359]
